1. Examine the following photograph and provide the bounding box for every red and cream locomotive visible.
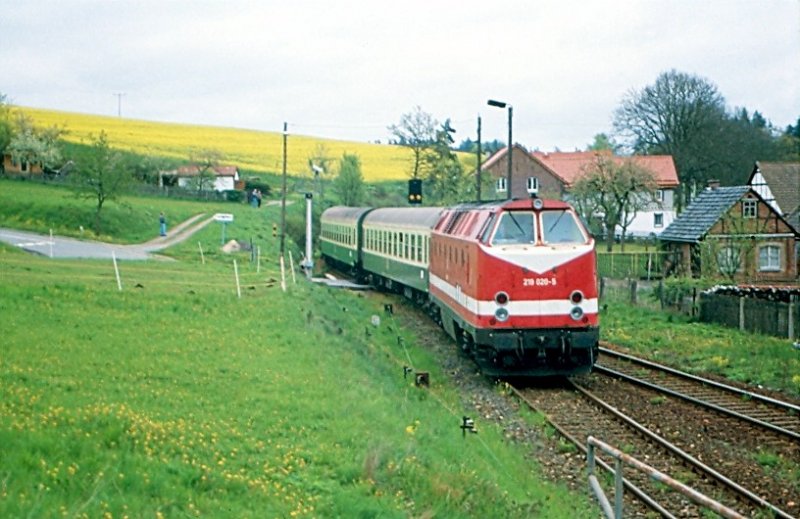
[320,190,599,377]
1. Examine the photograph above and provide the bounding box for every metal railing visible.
[586,436,745,519]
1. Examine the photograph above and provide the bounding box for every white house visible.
[160,165,240,192]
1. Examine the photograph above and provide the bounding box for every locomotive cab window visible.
[541,210,586,244]
[492,212,535,245]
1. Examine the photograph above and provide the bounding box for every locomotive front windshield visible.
[541,210,586,244]
[491,210,586,245]
[492,212,536,244]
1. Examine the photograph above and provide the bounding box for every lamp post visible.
[487,99,512,199]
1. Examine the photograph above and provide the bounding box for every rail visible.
[586,436,745,519]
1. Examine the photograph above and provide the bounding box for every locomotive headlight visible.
[494,291,509,306]
[533,198,544,209]
[570,290,584,304]
[495,307,509,322]
[570,306,584,321]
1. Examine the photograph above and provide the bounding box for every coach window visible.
[493,212,535,245]
[541,210,586,244]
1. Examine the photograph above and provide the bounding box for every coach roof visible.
[363,207,444,230]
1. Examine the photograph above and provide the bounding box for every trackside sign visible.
[213,213,234,223]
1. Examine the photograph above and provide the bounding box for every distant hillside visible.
[14,106,473,181]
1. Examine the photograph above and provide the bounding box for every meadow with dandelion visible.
[0,184,595,518]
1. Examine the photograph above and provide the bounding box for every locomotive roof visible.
[363,207,445,229]
[448,198,573,211]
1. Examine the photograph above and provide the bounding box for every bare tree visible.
[388,106,437,179]
[612,70,726,208]
[189,148,224,193]
[572,154,657,252]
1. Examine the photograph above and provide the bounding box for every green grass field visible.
[0,181,595,518]
[3,180,798,517]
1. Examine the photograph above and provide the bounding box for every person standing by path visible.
[159,212,167,236]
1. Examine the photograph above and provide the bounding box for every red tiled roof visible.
[531,150,679,188]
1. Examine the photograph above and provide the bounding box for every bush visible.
[224,190,245,203]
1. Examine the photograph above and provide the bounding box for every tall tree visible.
[71,131,132,233]
[388,106,437,179]
[613,70,727,208]
[571,154,657,251]
[425,120,470,204]
[334,153,365,206]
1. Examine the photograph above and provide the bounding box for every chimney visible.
[707,179,720,190]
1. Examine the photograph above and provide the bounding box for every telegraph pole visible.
[476,115,482,202]
[113,92,126,117]
[280,122,288,257]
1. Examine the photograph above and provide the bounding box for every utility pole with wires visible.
[113,92,126,117]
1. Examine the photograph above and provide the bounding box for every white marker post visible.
[49,229,54,258]
[112,251,122,291]
[233,259,241,299]
[280,255,287,292]
[288,250,297,285]
[198,242,205,264]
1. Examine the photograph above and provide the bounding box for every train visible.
[319,195,599,377]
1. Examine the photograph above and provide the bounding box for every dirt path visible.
[0,213,214,260]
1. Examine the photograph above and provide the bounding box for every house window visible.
[758,245,781,272]
[654,213,664,228]
[742,199,757,219]
[717,247,742,275]
[495,177,507,193]
[654,189,664,203]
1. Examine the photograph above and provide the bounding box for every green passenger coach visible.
[320,206,373,272]
[361,207,444,294]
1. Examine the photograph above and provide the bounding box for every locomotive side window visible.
[541,210,586,244]
[479,214,496,243]
[492,212,535,245]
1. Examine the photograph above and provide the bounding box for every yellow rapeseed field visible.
[15,106,471,181]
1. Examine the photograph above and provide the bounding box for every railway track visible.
[512,376,798,518]
[596,346,800,442]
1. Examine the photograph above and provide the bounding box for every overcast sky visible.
[2,0,798,151]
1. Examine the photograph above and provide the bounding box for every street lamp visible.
[487,99,513,199]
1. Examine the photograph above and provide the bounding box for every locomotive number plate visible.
[523,277,557,287]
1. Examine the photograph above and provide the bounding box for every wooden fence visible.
[596,252,668,280]
[698,293,799,339]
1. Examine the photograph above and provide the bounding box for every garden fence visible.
[596,251,667,280]
[699,293,799,340]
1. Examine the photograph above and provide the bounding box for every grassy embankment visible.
[0,181,595,518]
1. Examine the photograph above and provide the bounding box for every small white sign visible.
[214,213,234,223]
